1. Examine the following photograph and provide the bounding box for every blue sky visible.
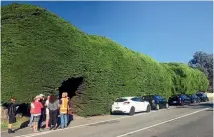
[2,1,213,63]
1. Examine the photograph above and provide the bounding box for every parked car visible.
[168,94,191,106]
[186,94,201,103]
[196,92,209,102]
[111,97,151,115]
[142,95,169,110]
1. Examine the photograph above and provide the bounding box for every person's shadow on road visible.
[13,120,30,132]
[67,114,73,126]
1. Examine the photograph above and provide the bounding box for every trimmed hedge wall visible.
[161,63,209,95]
[1,4,209,116]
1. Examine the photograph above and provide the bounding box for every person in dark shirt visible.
[8,97,18,134]
[39,94,46,129]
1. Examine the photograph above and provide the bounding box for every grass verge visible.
[1,117,29,131]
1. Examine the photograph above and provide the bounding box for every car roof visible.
[119,97,138,99]
[171,94,185,97]
[143,95,158,96]
[197,92,204,94]
[143,95,161,97]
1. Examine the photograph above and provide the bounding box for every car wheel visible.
[156,104,160,110]
[146,105,151,112]
[110,110,114,115]
[165,103,169,109]
[129,107,135,116]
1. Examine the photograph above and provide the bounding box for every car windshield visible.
[154,96,159,100]
[115,98,128,102]
[131,97,142,102]
[197,94,203,97]
[192,94,197,97]
[169,95,177,98]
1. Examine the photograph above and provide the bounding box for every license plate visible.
[115,107,120,109]
[173,101,177,103]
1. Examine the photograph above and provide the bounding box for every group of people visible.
[7,92,72,134]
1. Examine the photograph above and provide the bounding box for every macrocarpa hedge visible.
[1,4,209,116]
[161,63,209,95]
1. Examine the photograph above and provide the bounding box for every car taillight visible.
[123,101,130,105]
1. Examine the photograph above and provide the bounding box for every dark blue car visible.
[168,94,191,106]
[196,92,209,102]
[142,95,169,110]
[186,94,201,103]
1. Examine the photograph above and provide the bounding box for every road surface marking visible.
[13,108,174,137]
[116,107,210,137]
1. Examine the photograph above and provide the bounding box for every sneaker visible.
[57,127,62,129]
[49,126,54,130]
[39,128,43,131]
[37,130,42,132]
[8,129,14,134]
[53,126,57,130]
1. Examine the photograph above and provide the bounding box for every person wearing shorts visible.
[33,115,40,122]
[8,97,18,134]
[28,98,35,127]
[32,96,43,132]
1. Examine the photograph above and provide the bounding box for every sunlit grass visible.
[1,117,29,131]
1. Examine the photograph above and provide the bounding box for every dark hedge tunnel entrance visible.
[58,77,84,99]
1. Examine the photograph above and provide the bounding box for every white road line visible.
[13,108,175,137]
[116,107,210,137]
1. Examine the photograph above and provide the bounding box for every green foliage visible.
[161,63,209,95]
[188,51,213,92]
[1,3,209,116]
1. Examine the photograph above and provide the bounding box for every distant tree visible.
[188,51,213,92]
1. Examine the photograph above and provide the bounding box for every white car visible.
[111,96,151,115]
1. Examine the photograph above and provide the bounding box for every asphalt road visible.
[1,102,213,137]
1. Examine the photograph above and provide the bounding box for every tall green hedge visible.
[161,63,209,95]
[1,4,209,116]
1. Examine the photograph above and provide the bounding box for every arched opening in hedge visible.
[58,77,84,99]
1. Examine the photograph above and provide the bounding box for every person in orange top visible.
[59,92,71,129]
